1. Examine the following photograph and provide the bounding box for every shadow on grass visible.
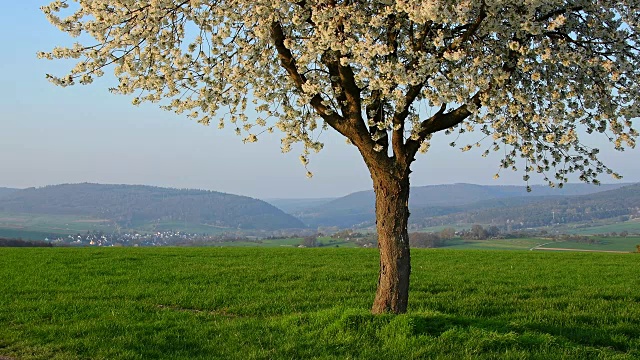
[275,308,638,358]
[411,312,633,352]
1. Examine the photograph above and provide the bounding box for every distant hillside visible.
[414,183,640,229]
[297,183,629,228]
[265,197,336,214]
[0,187,19,198]
[0,183,304,230]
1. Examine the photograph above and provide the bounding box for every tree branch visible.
[535,6,583,23]
[271,21,387,166]
[396,3,486,164]
[367,89,388,153]
[270,22,345,135]
[454,2,486,47]
[392,83,423,163]
[405,92,483,159]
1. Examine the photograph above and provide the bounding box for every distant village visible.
[44,230,249,247]
[41,229,370,247]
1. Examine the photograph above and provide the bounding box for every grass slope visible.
[0,212,116,238]
[437,237,639,252]
[562,219,640,235]
[539,236,640,252]
[0,212,236,241]
[440,238,547,251]
[1,248,639,359]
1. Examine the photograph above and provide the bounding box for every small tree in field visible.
[439,228,456,240]
[41,1,638,314]
[302,235,318,247]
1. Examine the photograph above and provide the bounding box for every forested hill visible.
[297,182,629,228]
[0,187,19,198]
[265,197,336,214]
[0,183,304,230]
[415,183,640,229]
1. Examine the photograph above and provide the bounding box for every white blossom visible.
[40,0,639,185]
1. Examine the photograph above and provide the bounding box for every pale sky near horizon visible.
[1,1,639,199]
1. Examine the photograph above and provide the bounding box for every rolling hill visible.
[296,183,630,228]
[0,183,304,230]
[0,187,19,198]
[413,183,640,230]
[265,197,336,214]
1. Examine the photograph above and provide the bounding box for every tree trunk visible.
[371,170,411,314]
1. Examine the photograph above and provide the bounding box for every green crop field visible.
[0,212,235,241]
[438,236,640,252]
[134,221,232,235]
[0,213,116,239]
[538,236,640,252]
[199,237,359,248]
[565,220,640,235]
[440,238,547,251]
[0,229,64,241]
[1,248,639,359]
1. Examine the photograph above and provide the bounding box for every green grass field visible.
[564,219,640,235]
[1,248,638,359]
[201,237,359,248]
[441,238,547,250]
[134,221,233,235]
[538,236,640,252]
[0,213,116,239]
[439,237,640,252]
[0,212,235,241]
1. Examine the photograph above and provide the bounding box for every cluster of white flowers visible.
[40,0,638,184]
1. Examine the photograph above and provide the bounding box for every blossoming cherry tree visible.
[41,0,639,314]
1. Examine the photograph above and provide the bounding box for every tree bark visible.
[370,169,411,314]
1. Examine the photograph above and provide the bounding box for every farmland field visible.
[438,236,640,252]
[0,248,639,359]
[0,212,233,241]
[538,236,640,252]
[440,238,547,250]
[197,237,359,248]
[563,220,640,235]
[0,213,116,239]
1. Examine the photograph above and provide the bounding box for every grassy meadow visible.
[192,236,359,248]
[1,248,639,359]
[0,213,235,241]
[565,220,640,235]
[438,236,640,252]
[537,236,640,252]
[0,213,116,240]
[439,238,546,251]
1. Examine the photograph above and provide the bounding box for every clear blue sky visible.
[1,1,638,199]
